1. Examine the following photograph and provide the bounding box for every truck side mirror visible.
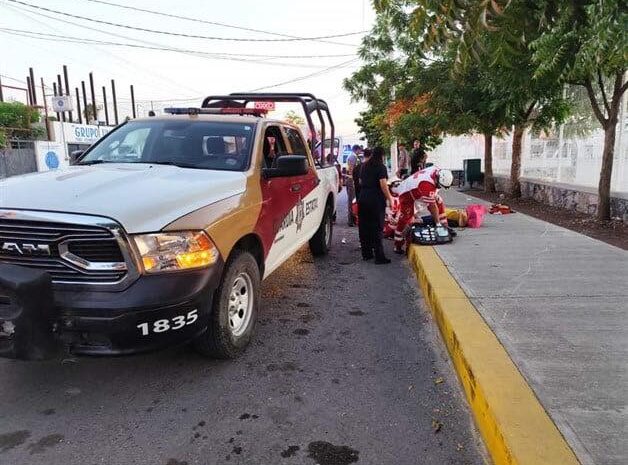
[263,155,309,178]
[69,150,85,165]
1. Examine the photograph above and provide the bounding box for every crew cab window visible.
[79,120,255,171]
[285,127,308,156]
[262,126,287,168]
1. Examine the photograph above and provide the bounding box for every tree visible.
[0,101,40,148]
[344,11,447,150]
[283,110,305,126]
[379,0,569,197]
[531,0,627,220]
[415,55,511,192]
[83,103,101,123]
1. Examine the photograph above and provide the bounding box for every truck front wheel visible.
[194,250,260,359]
[309,203,333,256]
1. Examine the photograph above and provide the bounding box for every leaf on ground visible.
[434,377,444,384]
[431,419,442,433]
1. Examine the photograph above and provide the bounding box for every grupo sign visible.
[58,123,112,144]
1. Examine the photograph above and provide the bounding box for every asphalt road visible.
[0,195,485,465]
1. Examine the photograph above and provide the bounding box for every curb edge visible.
[409,245,580,465]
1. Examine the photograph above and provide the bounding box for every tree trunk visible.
[597,121,616,220]
[483,132,495,193]
[510,125,525,198]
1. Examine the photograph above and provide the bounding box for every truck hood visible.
[0,164,247,233]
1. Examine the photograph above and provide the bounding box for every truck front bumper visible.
[0,261,224,358]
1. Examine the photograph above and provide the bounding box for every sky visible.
[0,0,375,141]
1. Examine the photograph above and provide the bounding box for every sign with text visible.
[57,122,111,144]
[253,101,275,111]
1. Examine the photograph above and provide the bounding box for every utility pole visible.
[57,74,65,122]
[89,72,97,124]
[75,87,82,124]
[52,82,60,121]
[130,84,136,118]
[111,79,119,125]
[26,76,32,105]
[41,77,50,141]
[102,86,110,126]
[81,80,88,124]
[29,67,37,105]
[63,65,73,122]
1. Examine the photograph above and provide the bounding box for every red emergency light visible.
[164,107,268,116]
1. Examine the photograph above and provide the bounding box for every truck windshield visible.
[79,120,256,171]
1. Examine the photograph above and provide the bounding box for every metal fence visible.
[430,86,628,195]
[0,140,37,178]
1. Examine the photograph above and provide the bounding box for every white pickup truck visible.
[0,93,339,360]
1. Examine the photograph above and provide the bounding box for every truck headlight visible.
[133,231,219,273]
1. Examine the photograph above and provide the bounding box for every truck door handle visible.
[290,183,302,193]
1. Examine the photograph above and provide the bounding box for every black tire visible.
[194,250,260,359]
[309,203,333,256]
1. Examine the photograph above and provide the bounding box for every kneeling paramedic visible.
[393,166,454,254]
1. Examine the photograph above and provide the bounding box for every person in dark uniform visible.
[410,140,427,174]
[358,146,394,264]
[353,147,371,200]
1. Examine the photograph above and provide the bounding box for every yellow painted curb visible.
[409,245,580,465]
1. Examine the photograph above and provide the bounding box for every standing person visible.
[410,140,426,174]
[397,143,409,178]
[353,147,371,201]
[358,146,394,264]
[410,145,427,174]
[392,166,454,254]
[345,144,362,226]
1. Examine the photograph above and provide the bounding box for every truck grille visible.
[0,219,127,284]
[67,240,125,263]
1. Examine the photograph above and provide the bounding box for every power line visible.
[0,27,356,61]
[248,58,360,92]
[2,3,210,96]
[7,0,366,43]
[82,0,357,47]
[137,58,361,103]
[0,29,347,69]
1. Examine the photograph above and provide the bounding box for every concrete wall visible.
[493,175,628,218]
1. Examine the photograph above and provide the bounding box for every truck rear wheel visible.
[309,203,333,256]
[194,250,260,359]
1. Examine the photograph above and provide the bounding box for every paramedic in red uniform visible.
[393,166,454,254]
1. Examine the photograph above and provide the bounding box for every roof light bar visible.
[163,107,267,116]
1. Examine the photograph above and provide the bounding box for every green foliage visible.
[407,1,567,127]
[531,1,627,84]
[283,110,305,126]
[0,101,41,146]
[0,101,39,128]
[84,103,99,122]
[353,107,389,147]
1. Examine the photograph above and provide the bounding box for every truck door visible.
[284,126,323,240]
[259,125,308,274]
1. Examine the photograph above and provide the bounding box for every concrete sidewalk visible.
[432,189,628,465]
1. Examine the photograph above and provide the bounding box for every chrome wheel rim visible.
[228,272,253,337]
